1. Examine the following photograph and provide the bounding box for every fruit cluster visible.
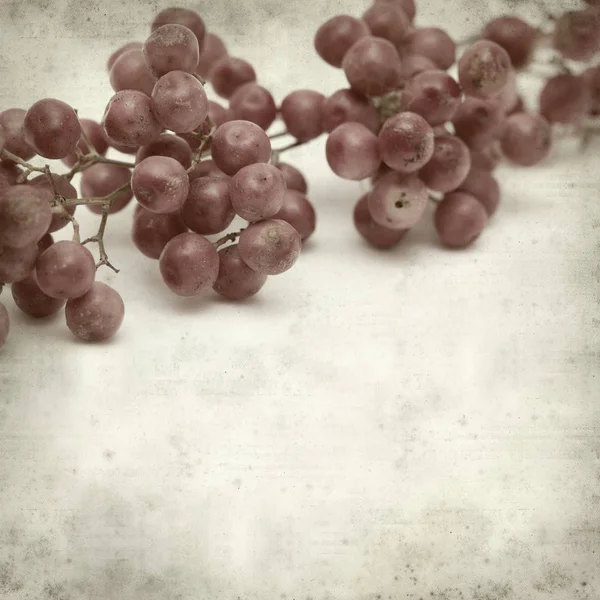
[310,0,600,248]
[0,0,598,350]
[0,6,316,346]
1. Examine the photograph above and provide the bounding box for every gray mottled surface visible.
[0,0,599,598]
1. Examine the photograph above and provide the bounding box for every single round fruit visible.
[107,41,143,71]
[230,163,286,222]
[276,162,308,193]
[102,90,163,147]
[272,190,316,241]
[539,74,590,124]
[362,2,410,46]
[0,108,36,160]
[210,56,256,99]
[0,243,39,283]
[378,112,434,173]
[132,205,188,260]
[151,70,209,133]
[376,0,416,21]
[23,98,81,159]
[80,164,133,215]
[326,122,381,180]
[210,120,271,176]
[37,233,54,254]
[159,232,219,296]
[229,83,277,131]
[196,33,228,78]
[65,282,125,342]
[11,274,66,318]
[418,135,471,193]
[403,70,462,127]
[314,15,370,68]
[238,219,302,275]
[321,88,380,134]
[451,96,505,150]
[35,240,96,299]
[500,112,552,166]
[458,40,512,98]
[482,16,536,68]
[552,8,600,62]
[401,27,456,70]
[342,36,404,97]
[213,244,268,300]
[456,168,501,216]
[131,156,189,214]
[109,48,157,96]
[136,133,193,169]
[353,193,407,249]
[143,23,200,77]
[151,7,206,48]
[280,90,326,142]
[0,185,52,248]
[181,176,235,235]
[434,191,489,248]
[367,171,428,230]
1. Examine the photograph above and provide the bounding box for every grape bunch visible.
[0,6,316,349]
[0,0,598,352]
[310,0,600,250]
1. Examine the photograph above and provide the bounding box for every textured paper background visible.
[0,0,599,598]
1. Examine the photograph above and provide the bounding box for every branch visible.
[81,203,120,273]
[65,155,135,180]
[1,149,47,182]
[62,182,131,207]
[94,156,137,169]
[271,139,307,165]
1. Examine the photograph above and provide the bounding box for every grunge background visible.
[0,0,598,598]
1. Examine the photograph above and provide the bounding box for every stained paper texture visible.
[0,0,598,598]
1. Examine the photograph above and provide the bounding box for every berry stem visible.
[94,156,137,169]
[79,126,100,158]
[271,139,308,165]
[65,155,135,180]
[456,33,479,48]
[44,166,81,243]
[274,139,307,153]
[1,150,47,181]
[213,227,246,249]
[62,182,131,207]
[188,128,215,172]
[81,202,120,273]
[268,130,289,140]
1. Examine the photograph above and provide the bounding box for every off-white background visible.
[0,0,599,598]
